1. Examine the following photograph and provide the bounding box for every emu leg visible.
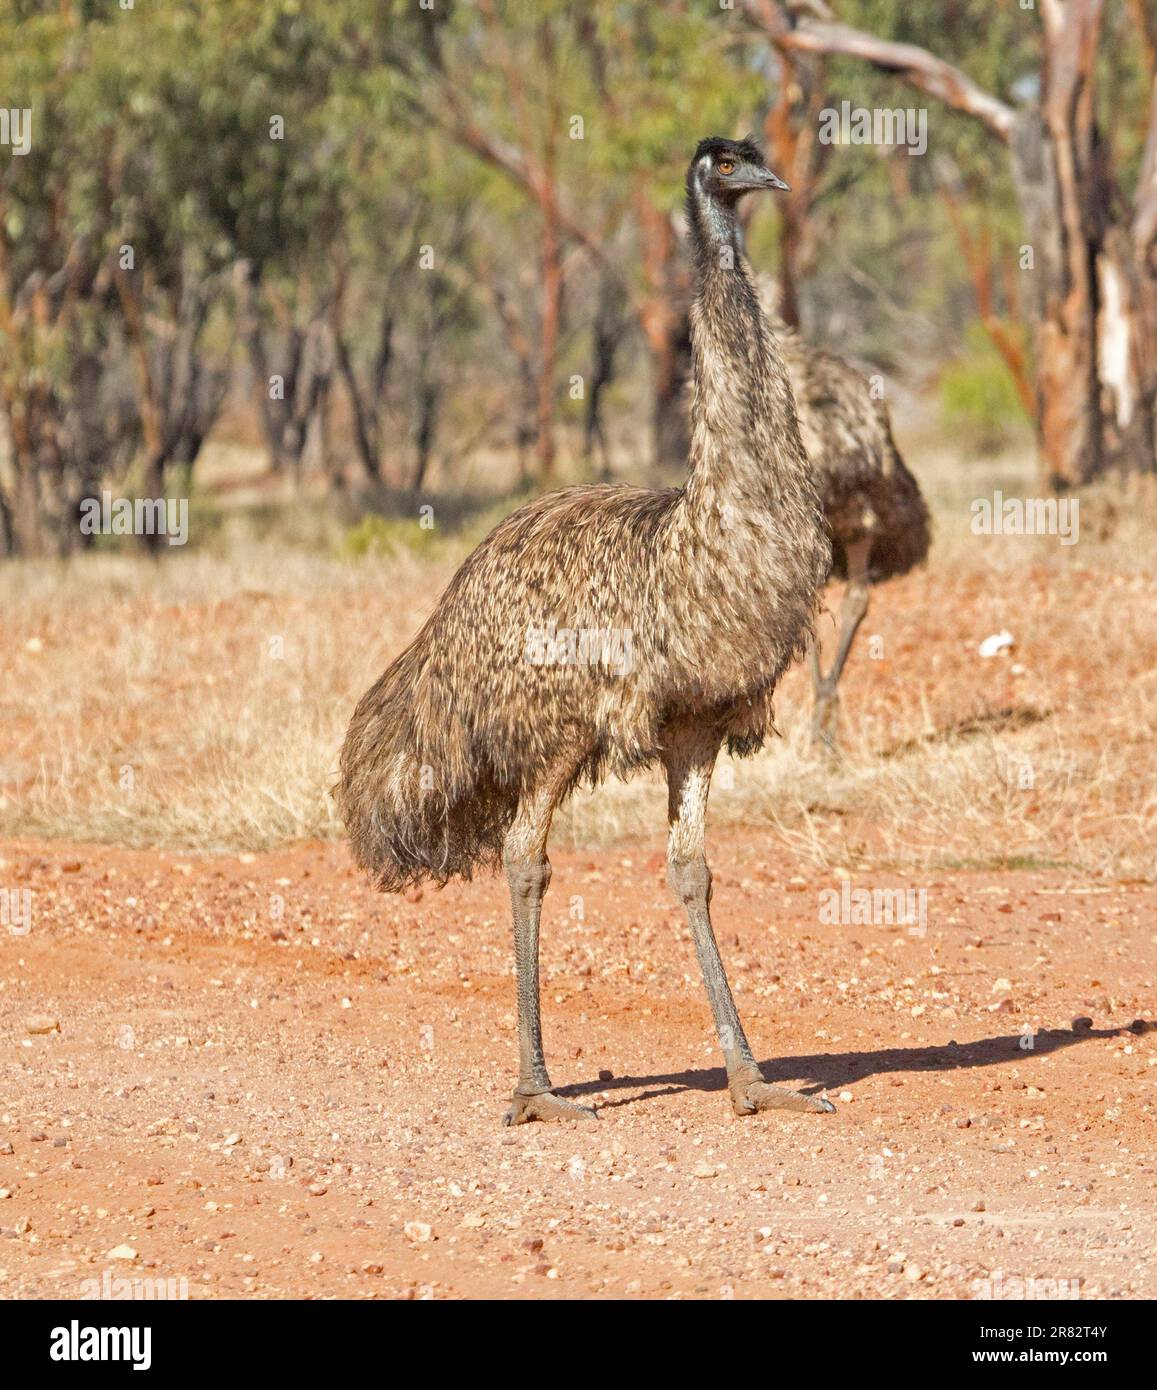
[807,638,825,728]
[812,536,872,750]
[663,725,834,1119]
[502,780,595,1126]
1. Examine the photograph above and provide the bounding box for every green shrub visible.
[939,324,1030,449]
[341,513,439,559]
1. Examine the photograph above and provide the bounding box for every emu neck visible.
[682,187,812,519]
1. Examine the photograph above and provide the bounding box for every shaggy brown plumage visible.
[340,138,835,1125]
[756,280,931,743]
[341,176,828,895]
[775,313,930,582]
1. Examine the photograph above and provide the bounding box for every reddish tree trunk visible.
[762,47,831,331]
[536,191,562,480]
[636,195,692,468]
[748,0,1157,489]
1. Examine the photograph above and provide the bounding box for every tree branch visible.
[742,0,1015,143]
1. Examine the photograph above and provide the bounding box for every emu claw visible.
[503,1089,598,1126]
[732,1078,835,1117]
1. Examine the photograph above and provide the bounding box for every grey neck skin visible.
[689,187,741,264]
[685,176,755,307]
[681,172,810,518]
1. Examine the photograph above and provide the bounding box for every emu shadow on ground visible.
[563,1021,1152,1113]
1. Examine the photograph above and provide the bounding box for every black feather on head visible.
[691,135,767,168]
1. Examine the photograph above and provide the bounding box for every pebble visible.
[107,1245,137,1261]
[24,1016,60,1035]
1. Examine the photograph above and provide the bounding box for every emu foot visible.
[728,1066,834,1118]
[503,1087,597,1127]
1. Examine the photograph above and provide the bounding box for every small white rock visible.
[978,631,1014,658]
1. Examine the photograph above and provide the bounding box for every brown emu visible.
[757,283,931,747]
[339,138,834,1125]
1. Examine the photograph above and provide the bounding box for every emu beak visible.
[759,169,790,192]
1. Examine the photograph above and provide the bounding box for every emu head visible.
[687,137,789,204]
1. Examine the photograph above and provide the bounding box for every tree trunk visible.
[583,270,628,479]
[1007,1,1107,487]
[412,380,439,494]
[1010,106,1101,487]
[140,450,168,554]
[238,264,288,475]
[762,46,831,332]
[535,194,562,480]
[1097,225,1157,471]
[749,0,1157,488]
[650,315,692,470]
[636,195,692,469]
[11,446,43,557]
[5,395,45,557]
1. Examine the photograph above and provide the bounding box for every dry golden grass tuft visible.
[1,441,1154,876]
[1,546,456,851]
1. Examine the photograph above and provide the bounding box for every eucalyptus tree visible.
[744,0,1157,485]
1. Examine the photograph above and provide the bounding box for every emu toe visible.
[730,1074,835,1117]
[503,1089,598,1127]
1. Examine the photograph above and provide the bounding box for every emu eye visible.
[718,159,735,175]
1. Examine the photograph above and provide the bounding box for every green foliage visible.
[340,513,440,561]
[939,324,1031,449]
[0,0,1152,548]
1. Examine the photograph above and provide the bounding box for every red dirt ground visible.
[1,834,1153,1300]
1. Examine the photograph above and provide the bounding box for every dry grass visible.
[1,433,1155,877]
[0,544,454,851]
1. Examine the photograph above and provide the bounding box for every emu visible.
[757,285,931,747]
[339,139,835,1125]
